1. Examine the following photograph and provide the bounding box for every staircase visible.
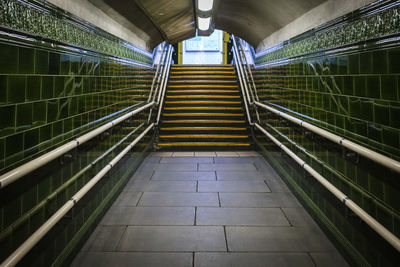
[156,64,252,150]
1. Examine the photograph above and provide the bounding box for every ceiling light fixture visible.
[198,0,214,12]
[198,17,211,31]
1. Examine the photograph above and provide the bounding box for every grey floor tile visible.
[172,152,195,157]
[195,252,314,267]
[197,208,290,226]
[152,171,216,180]
[111,191,142,206]
[220,193,301,208]
[138,192,219,207]
[195,152,216,157]
[72,252,192,267]
[143,156,162,163]
[127,181,197,192]
[217,171,264,180]
[101,207,195,226]
[198,181,270,193]
[282,208,319,228]
[118,226,226,251]
[199,163,257,171]
[160,157,214,164]
[214,157,257,164]
[154,163,198,172]
[216,152,240,157]
[226,226,336,252]
[151,152,173,157]
[264,177,291,192]
[238,151,261,157]
[310,252,349,267]
[81,226,125,252]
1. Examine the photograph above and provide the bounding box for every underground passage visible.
[0,0,399,266]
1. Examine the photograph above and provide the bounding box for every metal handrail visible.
[238,39,259,102]
[147,43,167,102]
[254,101,400,173]
[0,102,154,189]
[156,45,174,125]
[231,36,253,125]
[254,122,400,252]
[1,123,155,267]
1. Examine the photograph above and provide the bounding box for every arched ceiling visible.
[89,0,327,48]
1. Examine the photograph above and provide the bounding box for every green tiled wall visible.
[0,1,157,266]
[253,1,400,267]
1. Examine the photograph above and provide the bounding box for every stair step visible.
[163,113,244,117]
[170,76,236,79]
[160,127,247,131]
[157,142,250,147]
[170,80,236,83]
[166,95,240,99]
[167,90,239,93]
[162,120,246,123]
[170,71,235,75]
[168,85,238,88]
[165,100,242,104]
[164,107,243,110]
[159,134,248,139]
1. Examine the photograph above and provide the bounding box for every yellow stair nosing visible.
[162,120,246,123]
[166,95,240,99]
[170,80,236,83]
[165,101,241,104]
[169,76,236,79]
[167,90,239,93]
[159,135,248,138]
[160,128,247,131]
[163,113,244,116]
[164,107,243,110]
[170,71,235,74]
[158,142,250,147]
[168,85,238,88]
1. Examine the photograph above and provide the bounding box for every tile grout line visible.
[280,207,293,227]
[135,192,144,206]
[217,192,222,207]
[223,225,229,252]
[114,225,128,252]
[307,252,318,267]
[196,180,199,192]
[192,252,195,267]
[263,180,272,192]
[194,207,197,226]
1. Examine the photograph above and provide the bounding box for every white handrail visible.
[156,45,173,125]
[231,37,253,125]
[254,123,400,252]
[0,102,154,189]
[0,123,155,267]
[254,101,400,173]
[147,43,166,102]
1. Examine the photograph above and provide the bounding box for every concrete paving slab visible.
[138,192,219,207]
[216,171,264,180]
[152,171,216,180]
[81,226,125,252]
[220,193,301,208]
[198,181,270,193]
[118,226,226,252]
[160,157,213,164]
[199,163,257,171]
[197,207,290,226]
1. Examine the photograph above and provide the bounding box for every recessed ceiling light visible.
[198,17,211,31]
[198,0,214,12]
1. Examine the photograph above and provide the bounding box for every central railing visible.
[0,44,174,267]
[231,34,400,252]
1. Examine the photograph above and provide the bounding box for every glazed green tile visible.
[16,103,33,131]
[35,49,49,74]
[367,123,382,144]
[54,76,65,98]
[366,76,380,99]
[5,133,23,159]
[33,101,47,127]
[73,77,83,95]
[39,124,52,143]
[47,100,58,123]
[0,75,7,104]
[41,76,54,99]
[18,47,35,74]
[49,52,61,75]
[52,120,63,140]
[70,56,80,74]
[380,75,398,101]
[360,52,373,74]
[372,50,388,74]
[23,128,39,153]
[354,76,366,97]
[390,104,400,128]
[63,118,73,135]
[26,76,41,101]
[348,54,359,74]
[0,43,18,74]
[60,54,70,75]
[7,75,26,103]
[58,98,69,120]
[0,105,15,137]
[388,49,400,74]
[382,127,399,148]
[373,100,390,126]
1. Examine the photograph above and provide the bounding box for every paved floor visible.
[71,151,349,267]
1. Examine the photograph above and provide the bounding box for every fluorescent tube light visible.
[198,0,214,11]
[198,17,211,31]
